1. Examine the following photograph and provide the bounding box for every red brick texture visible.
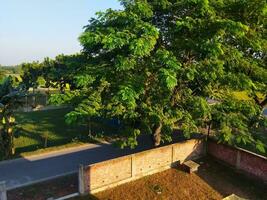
[208,140,267,182]
[81,139,205,194]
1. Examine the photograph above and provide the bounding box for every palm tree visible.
[0,77,24,159]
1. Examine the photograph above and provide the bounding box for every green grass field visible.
[12,105,266,158]
[14,108,117,156]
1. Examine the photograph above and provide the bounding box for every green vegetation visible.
[13,108,117,157]
[0,77,25,159]
[49,0,266,151]
[3,0,265,158]
[20,54,85,92]
[0,65,21,75]
[0,65,21,82]
[237,128,267,156]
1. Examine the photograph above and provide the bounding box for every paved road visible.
[1,106,265,191]
[0,134,171,190]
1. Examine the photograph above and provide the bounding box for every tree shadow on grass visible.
[15,108,120,145]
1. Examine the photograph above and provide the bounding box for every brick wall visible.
[79,139,205,194]
[207,140,267,183]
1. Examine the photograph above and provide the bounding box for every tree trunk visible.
[32,87,37,108]
[207,121,211,140]
[254,96,267,109]
[260,97,267,108]
[153,122,162,147]
[87,117,92,137]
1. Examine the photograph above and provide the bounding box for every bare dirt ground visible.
[195,157,267,200]
[74,157,267,200]
[8,157,267,200]
[94,168,222,200]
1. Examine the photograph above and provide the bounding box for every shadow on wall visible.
[1,134,200,190]
[194,157,267,200]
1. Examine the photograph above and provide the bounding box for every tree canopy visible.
[50,0,266,150]
[20,54,85,93]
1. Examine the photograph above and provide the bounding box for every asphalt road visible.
[0,135,161,190]
[0,107,266,191]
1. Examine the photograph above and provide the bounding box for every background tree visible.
[51,0,266,150]
[20,61,44,108]
[21,61,43,90]
[42,54,86,93]
[0,77,24,159]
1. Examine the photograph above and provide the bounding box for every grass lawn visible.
[13,108,118,157]
[12,107,266,158]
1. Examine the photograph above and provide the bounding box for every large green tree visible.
[52,0,266,150]
[21,61,43,90]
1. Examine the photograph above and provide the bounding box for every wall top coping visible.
[0,181,6,191]
[86,154,132,170]
[87,138,202,169]
[208,139,267,161]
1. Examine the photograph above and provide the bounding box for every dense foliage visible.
[0,77,24,159]
[32,1,267,151]
[0,66,21,84]
[20,54,85,92]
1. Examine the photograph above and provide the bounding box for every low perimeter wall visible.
[79,139,205,194]
[207,140,267,183]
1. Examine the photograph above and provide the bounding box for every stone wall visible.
[207,140,267,183]
[79,139,205,194]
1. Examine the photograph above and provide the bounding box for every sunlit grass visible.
[13,108,117,157]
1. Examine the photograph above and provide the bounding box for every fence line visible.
[79,139,205,194]
[0,182,7,200]
[207,140,267,183]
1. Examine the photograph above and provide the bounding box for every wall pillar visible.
[0,182,7,200]
[131,155,136,178]
[78,164,86,195]
[236,150,241,169]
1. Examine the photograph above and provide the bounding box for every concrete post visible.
[0,181,7,200]
[236,150,241,169]
[131,155,136,178]
[78,164,85,195]
[171,145,177,167]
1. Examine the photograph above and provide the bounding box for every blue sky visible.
[0,0,122,66]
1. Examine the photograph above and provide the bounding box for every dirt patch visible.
[73,157,267,200]
[74,169,222,200]
[7,174,78,200]
[8,157,267,200]
[195,157,267,200]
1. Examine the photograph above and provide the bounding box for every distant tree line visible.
[20,54,86,93]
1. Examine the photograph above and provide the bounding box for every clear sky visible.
[0,0,122,66]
